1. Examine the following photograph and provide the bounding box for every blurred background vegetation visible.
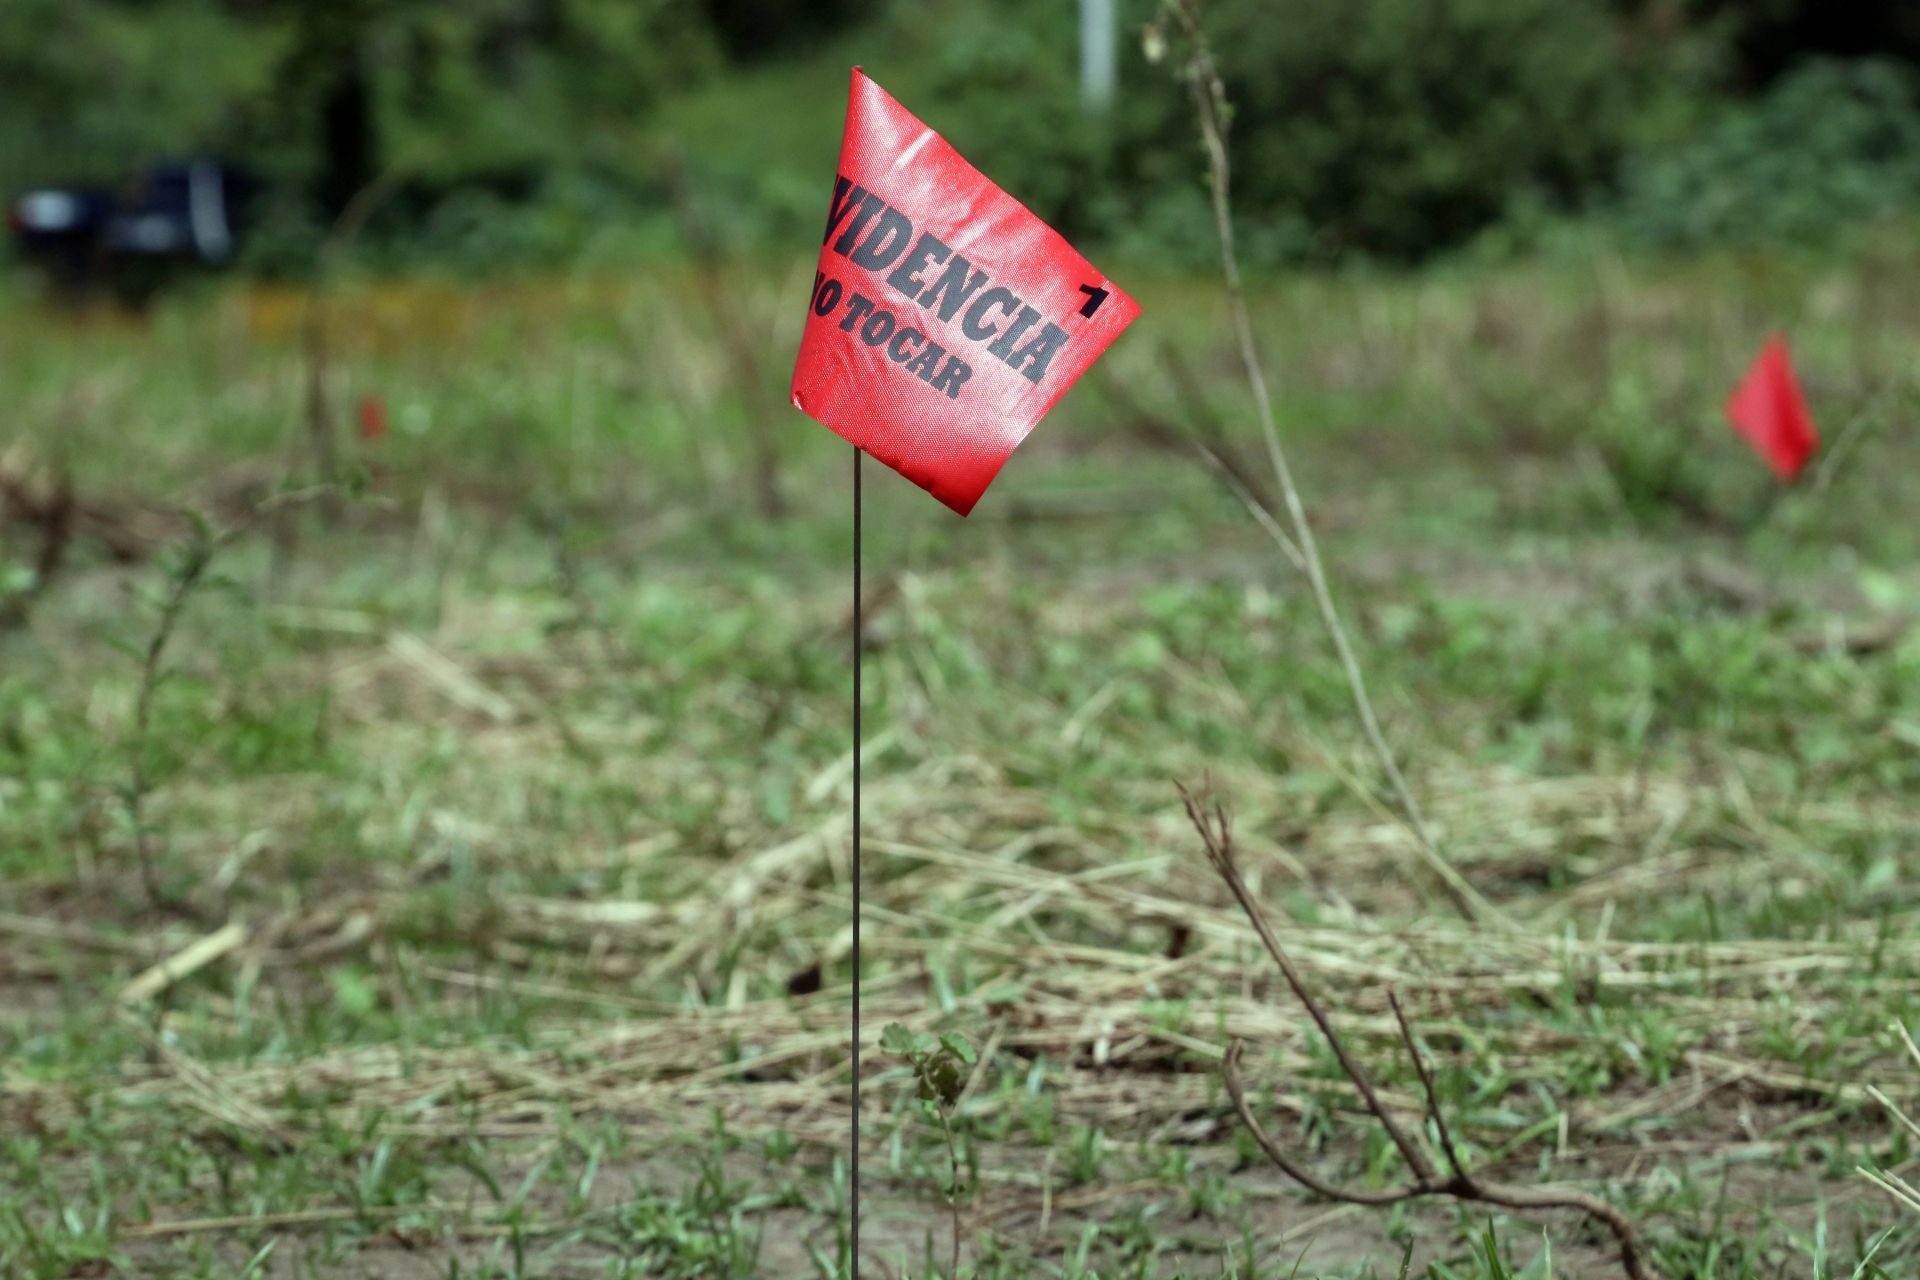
[8,0,1920,278]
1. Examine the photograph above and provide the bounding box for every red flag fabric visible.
[1725,334,1818,480]
[790,69,1140,515]
[357,393,389,443]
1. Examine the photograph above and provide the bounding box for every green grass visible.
[3,226,1920,1277]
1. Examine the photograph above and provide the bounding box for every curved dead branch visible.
[1182,784,1655,1280]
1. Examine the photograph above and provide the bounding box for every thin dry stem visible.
[1895,1020,1920,1074]
[1860,1020,1920,1217]
[1180,785,1433,1179]
[942,1114,963,1279]
[1165,0,1503,930]
[0,463,76,627]
[1859,1164,1920,1216]
[1388,991,1470,1180]
[127,536,215,908]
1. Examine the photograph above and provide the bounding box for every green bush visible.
[14,0,1920,273]
[915,6,1203,261]
[1617,57,1920,247]
[906,0,1644,266]
[1201,0,1636,261]
[0,0,284,193]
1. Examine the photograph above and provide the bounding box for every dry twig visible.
[119,920,248,1005]
[1180,785,1655,1279]
[124,489,334,910]
[1157,0,1501,928]
[125,527,218,908]
[1858,1020,1920,1217]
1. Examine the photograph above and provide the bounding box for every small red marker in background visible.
[357,394,389,443]
[1725,334,1818,480]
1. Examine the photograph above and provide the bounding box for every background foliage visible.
[4,0,1920,268]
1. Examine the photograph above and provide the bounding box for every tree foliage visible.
[5,0,1920,269]
[0,0,285,191]
[0,0,717,216]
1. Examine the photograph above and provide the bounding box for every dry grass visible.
[5,239,1920,1274]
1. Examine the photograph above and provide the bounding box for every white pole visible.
[1080,0,1116,112]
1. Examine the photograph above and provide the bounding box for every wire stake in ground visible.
[851,445,864,1278]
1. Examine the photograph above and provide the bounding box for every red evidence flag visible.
[790,69,1140,516]
[1725,334,1818,481]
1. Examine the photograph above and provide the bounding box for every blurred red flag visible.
[357,394,389,442]
[1725,334,1818,480]
[790,69,1139,515]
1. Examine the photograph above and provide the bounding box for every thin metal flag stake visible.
[850,444,863,1278]
[790,75,1138,1269]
